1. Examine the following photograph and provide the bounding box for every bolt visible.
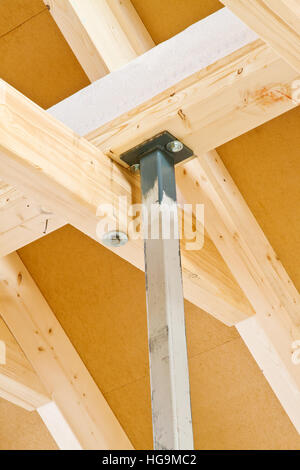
[166,140,184,153]
[101,231,128,248]
[130,163,140,174]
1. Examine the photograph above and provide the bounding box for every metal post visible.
[121,132,194,450]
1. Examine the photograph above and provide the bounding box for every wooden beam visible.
[177,148,300,432]
[45,0,154,81]
[221,0,300,73]
[0,252,132,449]
[0,317,51,411]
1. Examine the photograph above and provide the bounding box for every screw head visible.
[166,140,184,153]
[130,163,140,174]
[101,231,128,248]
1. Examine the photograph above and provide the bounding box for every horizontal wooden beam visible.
[86,40,298,161]
[177,148,300,432]
[0,317,50,411]
[45,0,154,81]
[221,0,300,73]
[0,252,132,449]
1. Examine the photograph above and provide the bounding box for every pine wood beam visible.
[221,0,300,73]
[44,0,154,81]
[0,252,132,450]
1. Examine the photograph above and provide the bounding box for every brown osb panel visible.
[131,0,223,43]
[19,225,300,449]
[0,3,89,109]
[0,398,57,450]
[0,0,45,37]
[218,106,300,291]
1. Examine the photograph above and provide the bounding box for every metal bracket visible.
[120,131,193,167]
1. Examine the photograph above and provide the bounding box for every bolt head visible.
[130,163,140,174]
[166,140,184,153]
[101,231,128,248]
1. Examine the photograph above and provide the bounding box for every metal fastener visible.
[101,231,128,247]
[130,163,140,173]
[166,140,184,153]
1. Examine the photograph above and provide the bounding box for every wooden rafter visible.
[0,252,132,450]
[221,0,300,73]
[44,0,154,81]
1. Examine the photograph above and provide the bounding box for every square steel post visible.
[121,133,194,450]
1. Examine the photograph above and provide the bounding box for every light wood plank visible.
[45,0,154,81]
[0,252,132,449]
[221,0,300,73]
[0,318,51,411]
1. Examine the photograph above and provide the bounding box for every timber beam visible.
[221,0,300,74]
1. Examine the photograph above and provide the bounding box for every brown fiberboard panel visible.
[0,0,45,37]
[0,397,57,450]
[218,106,300,291]
[131,0,223,43]
[0,3,89,109]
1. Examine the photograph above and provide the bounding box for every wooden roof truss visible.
[0,0,299,449]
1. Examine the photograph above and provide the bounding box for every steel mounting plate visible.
[120,131,193,167]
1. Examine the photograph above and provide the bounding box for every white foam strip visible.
[48,8,258,136]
